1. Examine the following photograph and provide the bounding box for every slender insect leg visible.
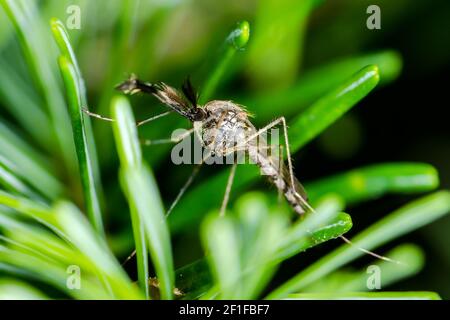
[122,250,136,266]
[166,163,203,217]
[136,111,173,126]
[277,144,284,204]
[274,123,400,263]
[219,163,237,217]
[82,107,173,127]
[221,117,312,211]
[221,121,402,264]
[82,108,114,122]
[277,117,315,212]
[142,128,194,146]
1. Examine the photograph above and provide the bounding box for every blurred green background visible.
[0,0,449,298]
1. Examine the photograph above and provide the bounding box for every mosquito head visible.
[190,107,207,122]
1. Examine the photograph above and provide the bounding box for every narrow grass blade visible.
[0,155,42,200]
[0,204,140,299]
[0,121,63,199]
[51,18,103,204]
[58,56,104,237]
[112,96,174,299]
[243,50,402,122]
[304,244,425,293]
[201,214,242,299]
[53,201,141,299]
[0,245,111,299]
[1,0,77,172]
[200,20,250,103]
[267,191,450,299]
[0,191,66,240]
[289,65,380,151]
[176,199,352,299]
[276,195,347,261]
[0,279,48,300]
[0,58,53,148]
[0,213,96,274]
[306,163,439,204]
[286,292,441,300]
[111,95,148,297]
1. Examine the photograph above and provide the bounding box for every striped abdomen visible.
[247,144,308,215]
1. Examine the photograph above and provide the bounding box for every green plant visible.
[0,0,448,300]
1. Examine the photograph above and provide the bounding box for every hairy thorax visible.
[198,100,255,156]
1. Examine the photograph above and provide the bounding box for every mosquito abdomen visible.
[248,146,307,215]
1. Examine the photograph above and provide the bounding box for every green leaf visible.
[267,191,450,299]
[0,279,48,300]
[177,195,352,298]
[200,20,250,103]
[0,58,53,148]
[52,201,141,299]
[111,96,174,299]
[304,244,425,293]
[201,213,242,299]
[201,193,289,299]
[288,65,380,151]
[0,244,111,299]
[57,55,104,237]
[0,191,66,240]
[1,0,77,172]
[0,155,42,200]
[276,195,348,261]
[50,18,103,205]
[243,50,402,122]
[286,292,441,300]
[306,163,440,205]
[0,121,63,199]
[0,213,96,276]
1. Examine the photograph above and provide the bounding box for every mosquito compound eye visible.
[192,108,206,121]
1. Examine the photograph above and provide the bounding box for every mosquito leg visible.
[83,107,173,127]
[141,128,194,146]
[220,117,312,211]
[277,117,314,212]
[277,144,284,204]
[121,250,136,266]
[166,164,203,217]
[82,107,114,122]
[220,120,401,264]
[137,111,173,127]
[219,163,237,217]
[276,122,400,263]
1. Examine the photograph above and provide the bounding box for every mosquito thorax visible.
[199,100,254,155]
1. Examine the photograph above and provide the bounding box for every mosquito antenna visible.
[293,193,404,265]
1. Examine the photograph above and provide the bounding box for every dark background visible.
[296,0,450,297]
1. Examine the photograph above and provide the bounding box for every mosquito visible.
[84,74,400,264]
